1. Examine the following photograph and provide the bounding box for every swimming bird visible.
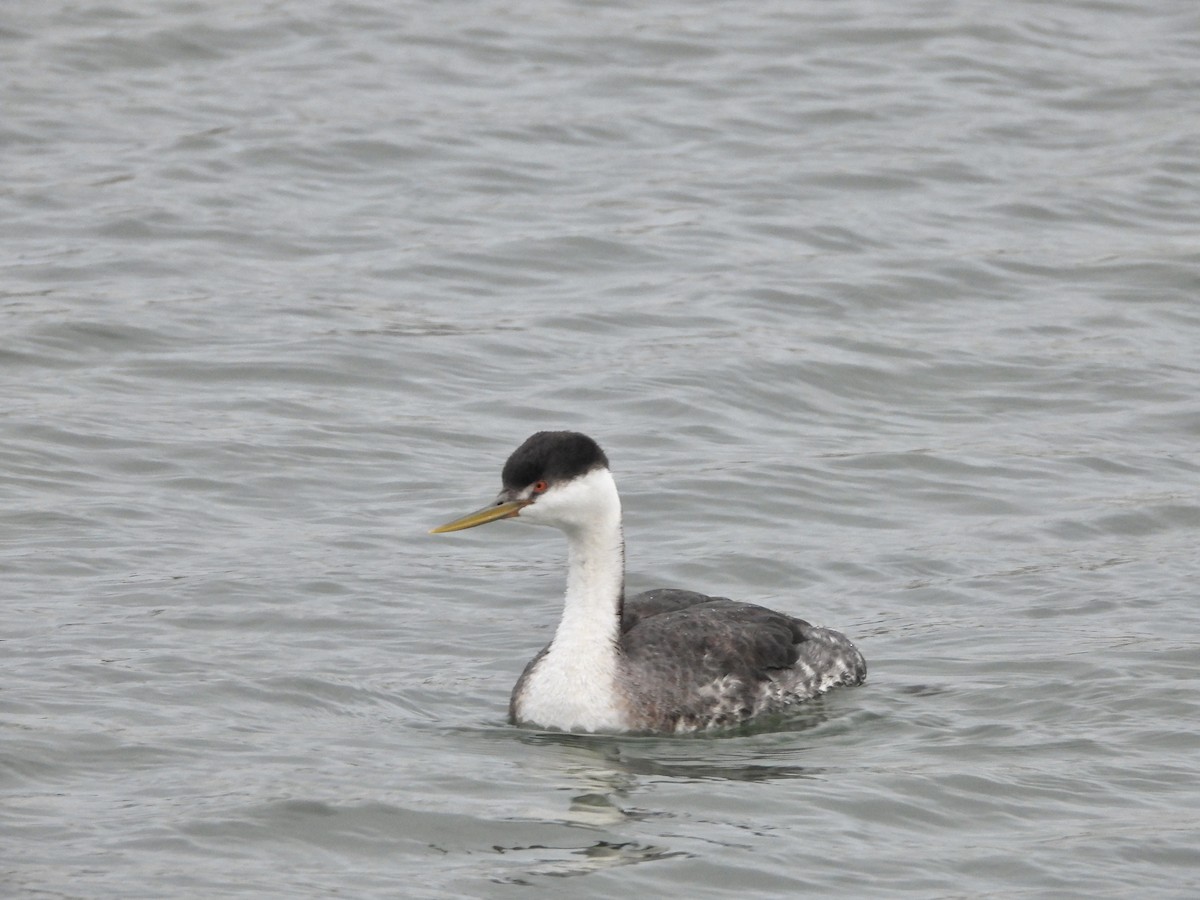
[430,431,866,734]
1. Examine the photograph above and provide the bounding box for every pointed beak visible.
[429,497,532,534]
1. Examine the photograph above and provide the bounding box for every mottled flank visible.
[513,588,867,734]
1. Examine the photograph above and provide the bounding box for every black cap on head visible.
[502,431,609,490]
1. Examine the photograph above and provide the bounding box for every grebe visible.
[430,431,866,734]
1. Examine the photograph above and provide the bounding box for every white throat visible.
[512,467,628,732]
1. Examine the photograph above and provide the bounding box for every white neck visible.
[512,468,628,732]
[554,486,625,659]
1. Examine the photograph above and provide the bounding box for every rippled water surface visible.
[4,1,1200,897]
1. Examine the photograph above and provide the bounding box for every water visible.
[3,1,1199,896]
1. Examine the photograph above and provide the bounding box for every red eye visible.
[533,480,549,494]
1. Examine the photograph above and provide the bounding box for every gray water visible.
[3,1,1199,897]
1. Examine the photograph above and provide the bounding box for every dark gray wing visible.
[618,589,864,731]
[622,588,741,632]
[621,590,806,673]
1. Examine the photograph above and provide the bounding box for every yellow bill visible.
[429,499,530,534]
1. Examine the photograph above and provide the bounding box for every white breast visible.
[512,649,629,733]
